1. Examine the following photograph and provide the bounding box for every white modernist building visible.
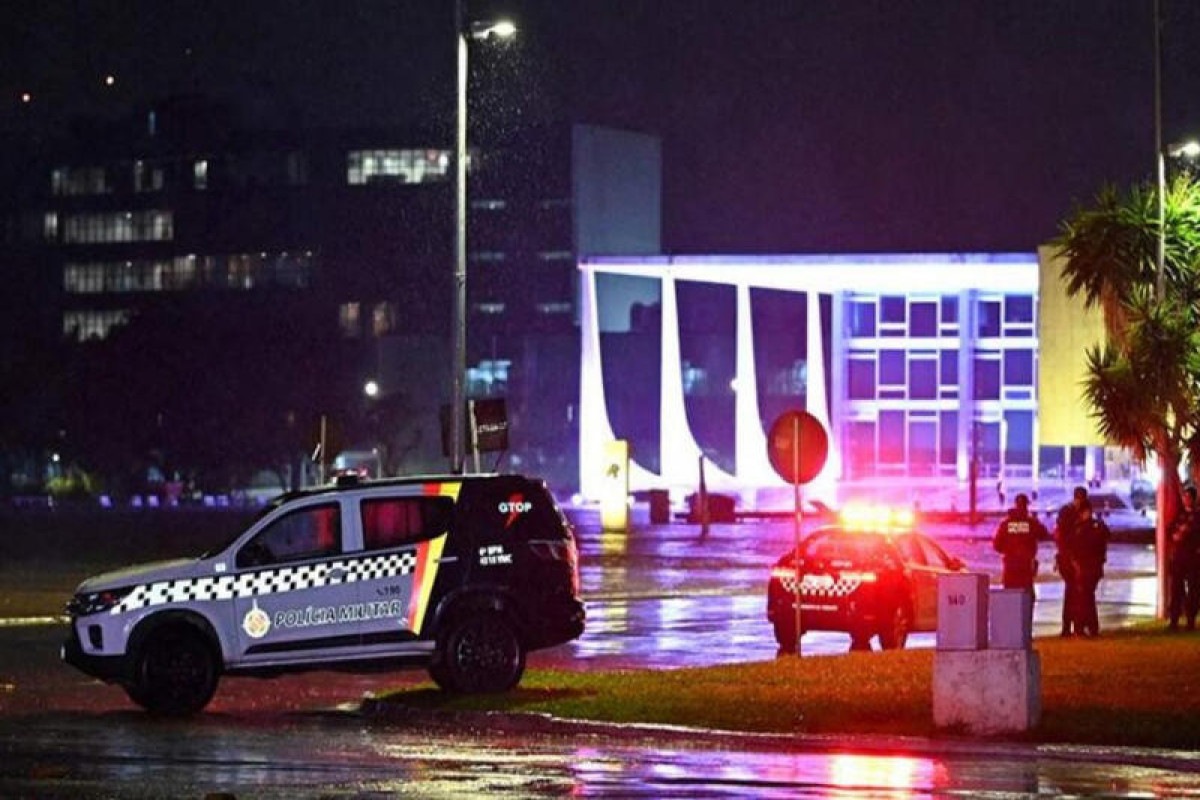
[578,254,1041,505]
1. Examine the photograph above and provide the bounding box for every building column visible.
[735,283,774,483]
[957,289,976,483]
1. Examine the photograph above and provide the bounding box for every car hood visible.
[75,558,204,593]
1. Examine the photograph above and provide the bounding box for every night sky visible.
[4,0,1200,254]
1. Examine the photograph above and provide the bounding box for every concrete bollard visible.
[932,575,1041,734]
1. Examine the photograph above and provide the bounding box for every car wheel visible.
[435,613,525,693]
[129,628,220,715]
[877,605,911,650]
[849,631,873,652]
[772,617,798,655]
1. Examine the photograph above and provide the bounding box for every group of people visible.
[992,486,1110,637]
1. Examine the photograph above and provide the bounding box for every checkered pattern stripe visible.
[112,551,419,614]
[777,574,865,598]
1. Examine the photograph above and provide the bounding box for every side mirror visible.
[948,557,965,571]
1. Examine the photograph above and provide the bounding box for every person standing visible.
[1168,486,1200,631]
[1054,486,1088,636]
[1072,503,1110,637]
[993,493,1046,594]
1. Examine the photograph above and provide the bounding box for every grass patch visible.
[381,627,1200,749]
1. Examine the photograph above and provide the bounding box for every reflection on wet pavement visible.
[535,515,1159,669]
[4,714,1200,797]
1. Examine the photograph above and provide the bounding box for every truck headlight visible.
[67,587,134,616]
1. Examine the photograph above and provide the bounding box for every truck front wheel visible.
[127,628,219,715]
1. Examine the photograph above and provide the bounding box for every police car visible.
[62,474,584,715]
[766,506,967,652]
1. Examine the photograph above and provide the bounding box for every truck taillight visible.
[530,538,581,596]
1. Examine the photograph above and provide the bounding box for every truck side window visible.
[361,497,454,551]
[236,503,341,568]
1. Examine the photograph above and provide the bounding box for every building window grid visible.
[346,149,451,185]
[62,211,173,244]
[51,166,111,196]
[844,291,1037,478]
[62,253,315,294]
[62,309,132,341]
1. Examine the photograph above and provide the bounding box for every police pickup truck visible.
[63,474,584,715]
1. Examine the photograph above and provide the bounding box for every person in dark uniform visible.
[1168,486,1200,631]
[1055,486,1088,636]
[993,493,1047,594]
[1072,502,1110,637]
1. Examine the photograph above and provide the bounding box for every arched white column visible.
[734,283,779,484]
[660,273,738,489]
[578,265,661,499]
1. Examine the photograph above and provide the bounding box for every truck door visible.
[353,484,463,651]
[231,499,361,664]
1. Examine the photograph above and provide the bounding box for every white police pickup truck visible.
[63,474,584,715]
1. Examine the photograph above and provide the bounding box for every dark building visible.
[0,96,660,493]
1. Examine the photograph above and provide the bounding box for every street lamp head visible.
[1168,139,1200,159]
[363,380,380,398]
[469,19,517,41]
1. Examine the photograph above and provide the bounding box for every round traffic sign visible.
[767,410,829,485]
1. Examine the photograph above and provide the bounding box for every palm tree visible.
[1055,174,1200,523]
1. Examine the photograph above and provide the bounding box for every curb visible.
[359,699,1200,774]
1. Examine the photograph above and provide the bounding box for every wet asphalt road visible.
[0,511,1192,797]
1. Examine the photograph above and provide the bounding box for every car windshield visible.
[800,530,887,562]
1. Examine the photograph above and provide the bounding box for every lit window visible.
[1004,349,1034,385]
[346,149,452,185]
[62,309,132,341]
[909,358,936,399]
[62,211,173,244]
[880,296,906,324]
[194,160,208,190]
[50,166,110,196]
[909,302,937,337]
[372,302,396,336]
[939,349,958,386]
[977,300,1001,337]
[470,251,506,263]
[470,199,506,210]
[339,303,362,338]
[537,251,574,262]
[879,350,905,385]
[973,356,1001,400]
[848,357,875,400]
[536,301,572,315]
[472,302,505,315]
[848,302,876,337]
[43,212,58,242]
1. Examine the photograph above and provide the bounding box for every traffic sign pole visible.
[767,409,828,659]
[792,414,802,656]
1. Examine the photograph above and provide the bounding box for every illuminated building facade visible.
[579,254,1044,503]
[2,98,660,484]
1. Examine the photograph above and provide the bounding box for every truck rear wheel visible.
[877,605,911,650]
[128,628,219,715]
[432,613,524,693]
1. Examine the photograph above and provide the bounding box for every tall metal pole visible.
[1155,0,1166,300]
[792,415,803,656]
[1153,0,1169,619]
[451,0,468,475]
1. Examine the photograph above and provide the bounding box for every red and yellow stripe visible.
[406,482,460,634]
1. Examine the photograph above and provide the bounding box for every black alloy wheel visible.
[773,617,798,656]
[877,605,911,650]
[129,629,219,715]
[437,613,525,693]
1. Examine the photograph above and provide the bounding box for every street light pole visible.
[451,0,469,475]
[1154,0,1165,301]
[449,4,515,476]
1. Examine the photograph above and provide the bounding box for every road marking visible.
[0,616,68,628]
